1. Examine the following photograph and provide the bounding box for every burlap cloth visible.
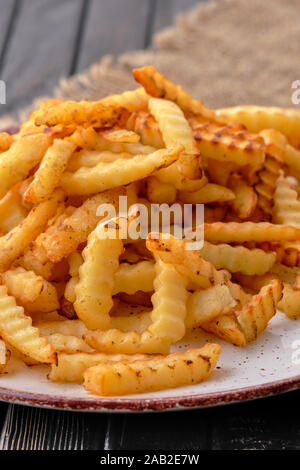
[1,0,299,128]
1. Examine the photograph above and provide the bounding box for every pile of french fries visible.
[0,65,300,396]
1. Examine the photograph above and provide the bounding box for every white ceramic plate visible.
[0,311,299,412]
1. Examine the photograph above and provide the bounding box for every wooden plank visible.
[0,0,84,117]
[153,0,204,33]
[210,391,300,450]
[76,0,152,72]
[0,404,108,450]
[118,411,211,450]
[0,0,18,69]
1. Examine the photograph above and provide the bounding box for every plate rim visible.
[0,374,299,412]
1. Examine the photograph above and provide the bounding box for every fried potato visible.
[61,145,182,195]
[237,280,283,343]
[113,261,155,295]
[34,100,129,128]
[277,283,300,319]
[1,267,44,303]
[66,149,133,172]
[186,285,237,328]
[0,188,64,271]
[36,318,88,337]
[228,175,257,219]
[133,66,216,120]
[100,87,149,112]
[128,110,164,148]
[0,133,51,199]
[273,173,300,227]
[49,351,159,383]
[47,333,93,353]
[74,229,123,329]
[204,222,300,243]
[255,154,283,218]
[22,280,59,313]
[148,98,197,155]
[101,128,140,143]
[202,314,247,347]
[178,183,235,204]
[147,233,231,289]
[194,121,265,170]
[0,285,54,363]
[146,176,177,204]
[0,188,29,234]
[216,106,300,139]
[83,344,221,396]
[199,241,276,275]
[24,139,76,203]
[41,186,126,263]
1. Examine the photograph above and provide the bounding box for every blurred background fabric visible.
[1,0,300,128]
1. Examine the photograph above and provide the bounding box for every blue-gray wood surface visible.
[0,0,299,450]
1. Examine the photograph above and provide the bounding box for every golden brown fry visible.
[0,133,51,199]
[0,132,13,153]
[1,267,44,303]
[34,100,129,128]
[216,106,300,139]
[83,344,221,396]
[0,189,64,271]
[61,145,182,195]
[178,183,235,204]
[0,286,55,363]
[41,186,126,263]
[228,175,257,219]
[24,139,76,203]
[0,339,10,374]
[133,66,216,120]
[49,351,159,383]
[204,222,300,244]
[237,280,283,342]
[202,314,247,347]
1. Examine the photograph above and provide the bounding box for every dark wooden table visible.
[0,0,299,451]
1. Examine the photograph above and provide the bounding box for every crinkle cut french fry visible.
[100,87,149,112]
[84,258,187,354]
[178,183,235,204]
[148,98,197,155]
[101,128,140,143]
[201,314,247,347]
[194,121,265,170]
[83,344,221,396]
[74,229,123,330]
[204,222,300,244]
[66,150,133,173]
[22,280,59,313]
[199,241,276,275]
[278,283,300,319]
[47,333,93,353]
[133,66,216,120]
[146,176,177,204]
[273,173,300,227]
[1,267,44,303]
[49,351,160,383]
[146,233,230,289]
[255,154,283,218]
[34,100,129,128]
[0,188,64,271]
[186,285,237,328]
[0,188,28,234]
[41,186,126,263]
[61,145,182,195]
[0,133,51,199]
[0,286,55,363]
[127,111,164,148]
[85,329,170,355]
[0,338,11,374]
[113,261,155,295]
[228,175,258,220]
[237,280,283,343]
[216,106,300,138]
[24,139,76,203]
[36,318,88,337]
